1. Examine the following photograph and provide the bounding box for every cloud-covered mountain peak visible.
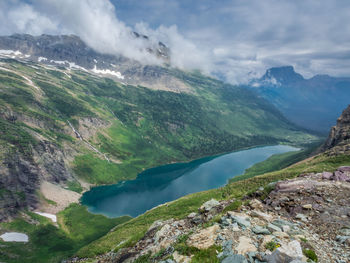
[261,66,304,86]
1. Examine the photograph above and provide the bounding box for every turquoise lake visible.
[81,145,298,218]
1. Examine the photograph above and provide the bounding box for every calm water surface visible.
[81,145,298,217]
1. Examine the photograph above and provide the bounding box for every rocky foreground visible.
[81,166,350,263]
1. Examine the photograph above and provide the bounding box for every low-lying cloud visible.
[1,0,350,84]
[0,0,211,71]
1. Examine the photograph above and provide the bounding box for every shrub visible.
[265,241,280,251]
[303,249,318,262]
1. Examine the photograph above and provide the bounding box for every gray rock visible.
[247,251,257,262]
[217,234,225,241]
[272,219,295,228]
[222,254,248,263]
[267,223,282,233]
[187,212,197,219]
[334,171,350,182]
[230,216,251,228]
[338,166,350,173]
[267,240,303,263]
[191,215,203,225]
[322,171,333,180]
[295,214,308,222]
[200,199,220,213]
[252,226,271,235]
[339,228,350,236]
[218,240,235,259]
[221,216,232,227]
[336,235,350,244]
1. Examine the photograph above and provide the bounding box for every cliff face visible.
[321,105,350,154]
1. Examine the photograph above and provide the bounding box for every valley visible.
[81,145,298,218]
[0,52,316,222]
[0,33,347,263]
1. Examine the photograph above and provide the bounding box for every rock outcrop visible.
[321,105,350,155]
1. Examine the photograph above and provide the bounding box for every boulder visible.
[321,171,333,180]
[252,226,271,235]
[339,228,350,236]
[220,216,232,227]
[336,235,350,244]
[187,212,197,219]
[218,240,234,259]
[199,199,220,213]
[267,223,282,233]
[267,240,303,263]
[333,171,350,182]
[271,219,295,228]
[228,212,251,228]
[251,210,274,222]
[249,199,264,210]
[235,236,257,254]
[295,214,308,222]
[222,254,248,263]
[282,225,291,233]
[338,166,350,173]
[187,225,219,249]
[154,224,172,244]
[302,204,312,209]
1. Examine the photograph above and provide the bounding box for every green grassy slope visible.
[0,59,316,185]
[0,206,130,263]
[76,152,350,258]
[0,58,318,262]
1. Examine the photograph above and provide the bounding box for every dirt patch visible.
[40,181,81,214]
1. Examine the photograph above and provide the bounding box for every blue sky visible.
[1,0,350,83]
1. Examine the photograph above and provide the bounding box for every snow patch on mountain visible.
[49,60,88,71]
[91,65,124,79]
[38,57,48,62]
[35,212,57,223]
[0,232,29,242]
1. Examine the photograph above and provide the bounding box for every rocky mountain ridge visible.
[0,34,190,92]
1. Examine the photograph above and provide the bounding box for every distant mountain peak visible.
[260,65,304,85]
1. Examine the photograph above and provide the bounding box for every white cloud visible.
[1,0,350,84]
[135,23,211,72]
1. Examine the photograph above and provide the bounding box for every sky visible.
[1,0,350,84]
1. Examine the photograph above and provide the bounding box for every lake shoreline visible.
[81,145,299,218]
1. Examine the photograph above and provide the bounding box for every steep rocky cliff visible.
[321,105,350,155]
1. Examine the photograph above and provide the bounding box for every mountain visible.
[0,35,317,223]
[247,66,350,133]
[0,34,189,92]
[260,66,304,85]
